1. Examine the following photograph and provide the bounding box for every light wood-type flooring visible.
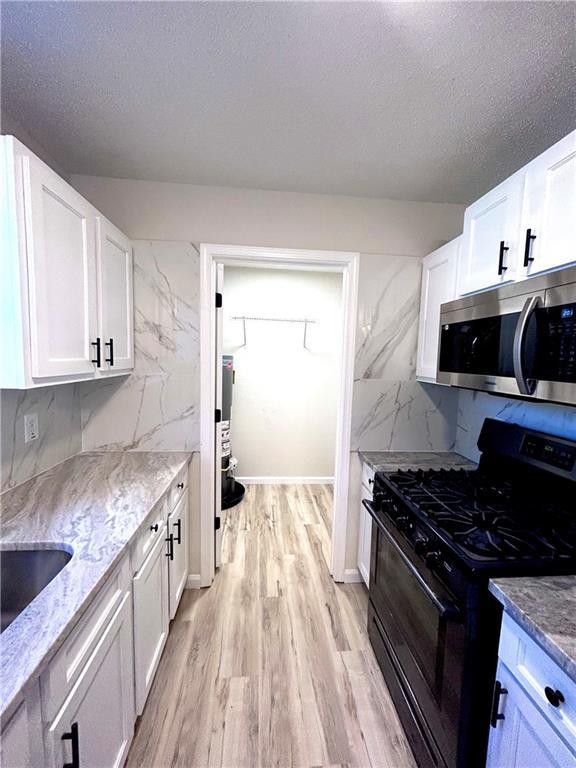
[126,484,416,768]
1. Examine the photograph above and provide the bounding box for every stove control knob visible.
[425,550,442,569]
[414,536,429,556]
[396,516,413,533]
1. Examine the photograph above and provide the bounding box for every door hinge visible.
[215,292,223,308]
[215,408,222,423]
[215,516,221,530]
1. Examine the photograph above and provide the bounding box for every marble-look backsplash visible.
[80,241,200,452]
[0,384,81,492]
[456,390,576,461]
[352,254,457,453]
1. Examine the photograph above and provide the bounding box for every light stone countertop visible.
[489,577,576,681]
[358,450,477,473]
[0,450,191,720]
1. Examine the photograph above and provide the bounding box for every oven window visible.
[439,312,519,377]
[375,533,447,698]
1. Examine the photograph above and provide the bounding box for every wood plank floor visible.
[126,484,416,768]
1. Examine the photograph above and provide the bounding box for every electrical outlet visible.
[24,413,39,443]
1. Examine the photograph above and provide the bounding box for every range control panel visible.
[521,434,576,471]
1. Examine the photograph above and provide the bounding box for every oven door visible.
[365,503,466,766]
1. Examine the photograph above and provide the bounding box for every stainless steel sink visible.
[0,548,72,633]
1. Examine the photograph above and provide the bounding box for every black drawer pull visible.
[91,338,101,368]
[105,338,114,366]
[177,482,184,490]
[544,686,564,707]
[166,532,174,561]
[498,241,509,275]
[173,519,182,544]
[62,722,80,768]
[490,680,508,727]
[523,228,537,267]
[150,523,159,532]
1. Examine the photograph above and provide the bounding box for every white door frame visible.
[199,244,359,587]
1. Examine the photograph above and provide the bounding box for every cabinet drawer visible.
[40,557,130,722]
[130,496,168,575]
[361,462,375,494]
[499,612,576,747]
[169,465,188,509]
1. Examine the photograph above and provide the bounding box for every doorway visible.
[199,245,359,587]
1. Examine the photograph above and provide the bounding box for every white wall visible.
[223,267,342,480]
[71,175,464,256]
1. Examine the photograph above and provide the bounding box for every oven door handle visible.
[363,500,460,621]
[513,295,541,395]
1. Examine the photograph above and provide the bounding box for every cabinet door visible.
[168,493,189,620]
[459,173,524,295]
[357,483,372,587]
[0,684,44,768]
[133,524,169,715]
[44,592,134,768]
[416,237,460,382]
[96,217,134,373]
[519,131,576,278]
[487,665,576,768]
[22,152,98,379]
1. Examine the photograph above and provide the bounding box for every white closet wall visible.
[223,267,342,481]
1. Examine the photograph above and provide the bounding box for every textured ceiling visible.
[1,1,575,203]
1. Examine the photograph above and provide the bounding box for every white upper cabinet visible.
[0,136,133,388]
[458,172,524,295]
[96,217,134,374]
[416,237,460,382]
[518,131,576,278]
[23,152,98,379]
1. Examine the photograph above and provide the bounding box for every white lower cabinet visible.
[487,612,576,768]
[168,492,189,620]
[0,683,43,768]
[487,664,576,768]
[1,467,191,768]
[133,521,170,715]
[44,592,135,768]
[357,464,374,588]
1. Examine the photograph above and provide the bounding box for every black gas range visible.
[364,418,576,768]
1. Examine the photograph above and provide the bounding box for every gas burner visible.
[384,467,576,562]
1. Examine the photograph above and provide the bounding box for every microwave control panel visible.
[542,302,576,381]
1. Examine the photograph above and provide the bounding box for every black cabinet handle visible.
[150,522,159,532]
[544,686,565,707]
[523,228,537,267]
[177,482,184,490]
[490,680,508,727]
[62,722,80,768]
[105,338,114,366]
[174,519,181,545]
[166,532,174,561]
[91,338,101,368]
[498,241,509,275]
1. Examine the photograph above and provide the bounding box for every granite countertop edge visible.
[358,450,477,472]
[0,450,192,721]
[489,578,576,682]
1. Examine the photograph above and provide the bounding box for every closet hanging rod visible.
[231,316,317,323]
[231,316,317,349]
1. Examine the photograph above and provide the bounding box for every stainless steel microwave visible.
[437,265,576,406]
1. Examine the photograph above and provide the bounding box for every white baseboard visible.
[185,573,202,589]
[236,476,334,485]
[341,568,364,584]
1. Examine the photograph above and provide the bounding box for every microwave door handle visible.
[362,500,459,620]
[513,295,541,395]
